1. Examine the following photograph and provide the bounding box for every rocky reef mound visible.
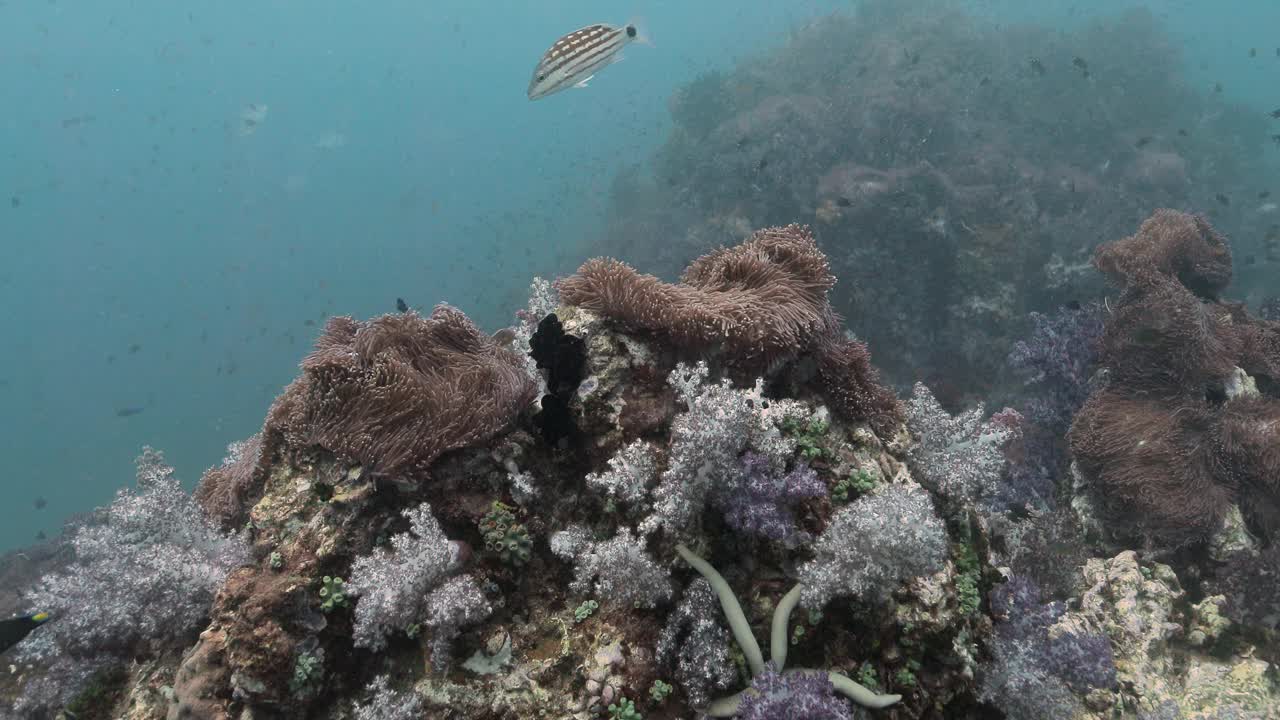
[4,217,1278,720]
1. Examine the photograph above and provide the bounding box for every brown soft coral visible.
[558,223,903,432]
[1070,210,1280,545]
[195,433,272,529]
[1220,302,1280,392]
[814,335,903,437]
[1093,208,1232,298]
[195,306,535,525]
[558,224,837,371]
[1070,389,1237,544]
[1097,272,1238,390]
[267,304,536,480]
[1216,395,1280,537]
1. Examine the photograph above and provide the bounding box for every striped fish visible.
[527,22,648,100]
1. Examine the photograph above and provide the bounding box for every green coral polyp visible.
[318,575,348,612]
[574,599,599,623]
[608,697,643,720]
[782,416,830,460]
[832,469,876,503]
[479,501,532,565]
[649,679,673,703]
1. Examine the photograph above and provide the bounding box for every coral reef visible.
[7,212,1280,720]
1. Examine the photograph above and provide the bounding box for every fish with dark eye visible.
[396,297,409,313]
[1216,193,1231,206]
[527,21,650,100]
[1028,57,1046,75]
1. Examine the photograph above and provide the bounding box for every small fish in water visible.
[836,197,853,207]
[34,497,46,510]
[1134,136,1153,148]
[1244,254,1257,265]
[1028,57,1046,76]
[35,530,46,541]
[1260,191,1272,199]
[9,196,19,208]
[1216,193,1231,206]
[1071,56,1089,77]
[239,103,268,136]
[396,297,409,313]
[1272,134,1280,146]
[1213,82,1223,93]
[1250,48,1258,58]
[1178,128,1189,136]
[1065,300,1082,311]
[128,343,142,354]
[116,406,145,417]
[527,22,649,100]
[1270,108,1280,119]
[979,75,990,86]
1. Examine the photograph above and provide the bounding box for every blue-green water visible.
[1,0,1277,550]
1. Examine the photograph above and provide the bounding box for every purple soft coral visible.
[1001,303,1104,511]
[981,575,1116,718]
[715,453,826,541]
[737,665,855,720]
[1008,304,1104,429]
